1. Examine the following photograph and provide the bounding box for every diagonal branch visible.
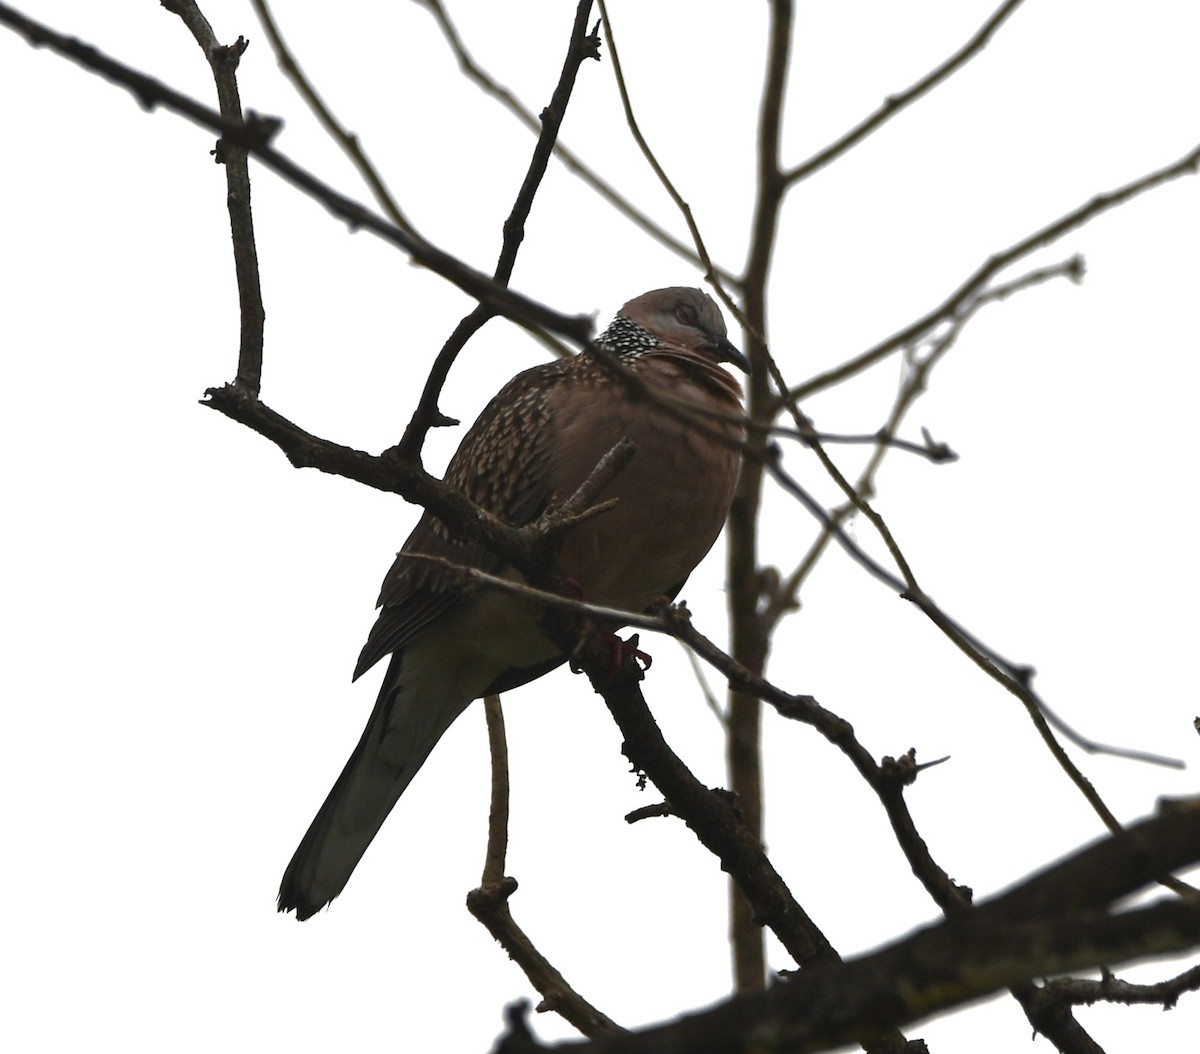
[595,0,737,308]
[783,0,1029,185]
[198,387,635,595]
[394,559,970,936]
[767,256,1082,630]
[249,0,419,237]
[394,1,601,463]
[413,0,737,285]
[0,1,595,347]
[787,139,1200,404]
[490,799,1200,1054]
[558,623,841,973]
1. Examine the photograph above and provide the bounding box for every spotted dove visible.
[278,287,747,919]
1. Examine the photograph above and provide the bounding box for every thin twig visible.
[399,548,1196,913]
[775,424,957,462]
[394,1,601,462]
[595,1,740,317]
[393,558,969,912]
[162,1,265,396]
[412,0,737,286]
[768,256,1081,625]
[783,0,1029,185]
[787,140,1200,404]
[249,0,419,236]
[493,800,1200,1054]
[1038,964,1200,1010]
[762,449,1185,771]
[467,696,623,1037]
[680,641,726,726]
[759,227,1189,872]
[370,564,841,971]
[481,695,510,883]
[0,1,596,346]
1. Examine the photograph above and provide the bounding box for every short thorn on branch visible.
[625,801,675,823]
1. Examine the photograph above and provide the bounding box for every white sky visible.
[2,2,1198,1051]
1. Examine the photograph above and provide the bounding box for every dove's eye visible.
[673,302,700,327]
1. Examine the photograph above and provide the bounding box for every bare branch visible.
[248,0,419,236]
[1037,965,1200,1011]
[481,695,511,883]
[658,608,970,914]
[776,425,957,463]
[783,0,1029,185]
[394,1,601,462]
[0,1,595,345]
[769,256,1081,626]
[724,0,796,995]
[467,696,623,1038]
[595,1,739,309]
[386,560,969,918]
[390,556,841,975]
[163,1,265,396]
[559,624,841,973]
[788,141,1200,403]
[413,0,737,285]
[200,385,527,549]
[491,799,1200,1054]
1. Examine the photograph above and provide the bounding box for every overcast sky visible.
[3,2,1198,1051]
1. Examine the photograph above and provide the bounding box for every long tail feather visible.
[277,652,470,920]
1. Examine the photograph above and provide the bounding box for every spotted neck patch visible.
[598,315,660,358]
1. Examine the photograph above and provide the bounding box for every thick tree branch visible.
[491,799,1200,1054]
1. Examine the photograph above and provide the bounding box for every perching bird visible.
[278,287,748,920]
